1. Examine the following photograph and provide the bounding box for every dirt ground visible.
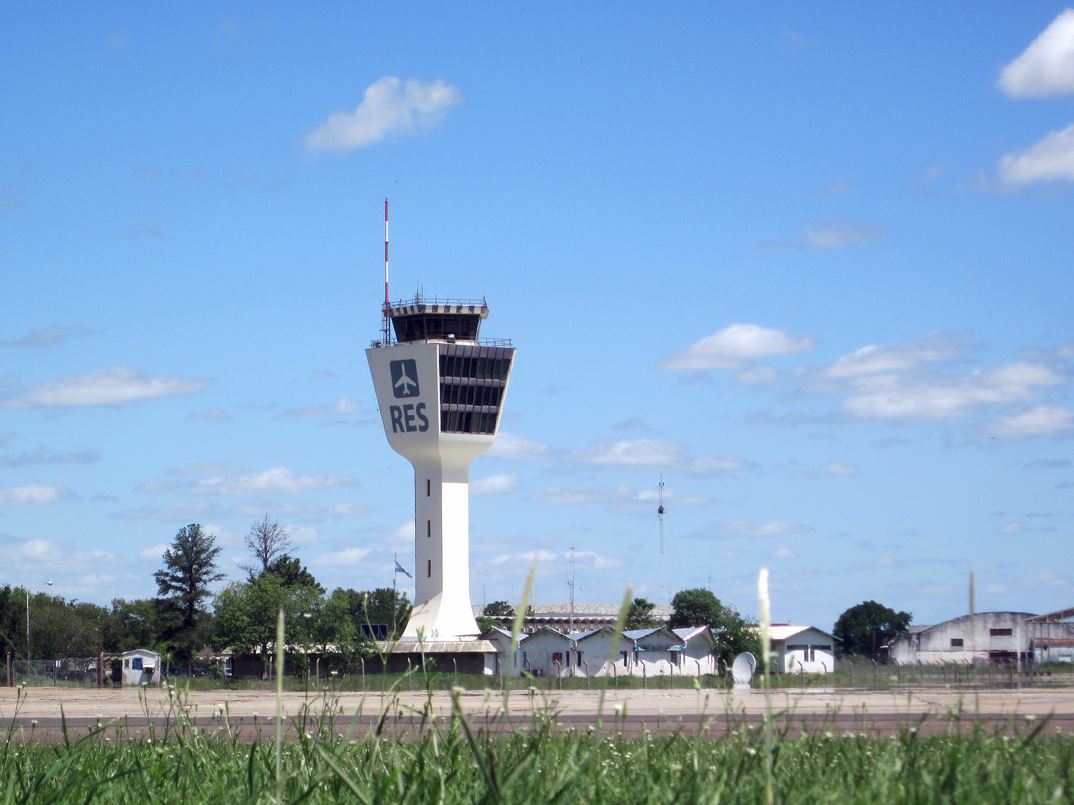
[6,682,1074,729]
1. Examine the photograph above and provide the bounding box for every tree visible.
[669,588,760,661]
[625,597,660,630]
[477,601,514,633]
[154,523,224,671]
[102,598,162,653]
[833,600,912,659]
[263,555,324,593]
[244,516,292,580]
[669,589,724,628]
[332,588,412,640]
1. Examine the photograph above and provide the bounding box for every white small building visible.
[768,625,837,674]
[120,649,161,686]
[624,626,686,677]
[518,627,575,677]
[673,626,719,676]
[481,627,526,676]
[574,627,636,677]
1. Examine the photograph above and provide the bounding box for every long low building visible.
[887,609,1074,665]
[483,624,718,678]
[475,602,673,634]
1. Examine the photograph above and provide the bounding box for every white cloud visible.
[662,324,815,371]
[574,549,622,569]
[998,10,1074,97]
[685,455,748,474]
[841,362,1062,422]
[487,433,549,460]
[1000,522,1022,535]
[5,368,208,408]
[472,473,518,495]
[141,466,359,496]
[138,543,168,561]
[774,547,795,559]
[998,124,1074,185]
[280,397,360,419]
[0,538,63,563]
[387,521,414,547]
[819,462,859,477]
[802,221,885,249]
[305,77,462,152]
[489,549,557,566]
[990,405,1074,439]
[579,438,682,467]
[0,324,100,349]
[725,521,797,537]
[330,501,367,517]
[0,484,66,504]
[287,525,320,546]
[311,547,370,566]
[823,335,960,379]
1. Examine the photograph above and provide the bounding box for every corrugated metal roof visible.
[377,640,497,654]
[474,602,673,619]
[767,624,838,642]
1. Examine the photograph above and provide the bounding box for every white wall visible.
[775,629,836,673]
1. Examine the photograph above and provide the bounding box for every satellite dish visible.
[731,652,757,691]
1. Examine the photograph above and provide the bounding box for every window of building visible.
[576,651,583,668]
[426,479,430,497]
[621,651,629,666]
[950,638,964,647]
[132,657,143,671]
[552,652,563,665]
[990,628,1013,637]
[427,520,431,538]
[427,559,431,578]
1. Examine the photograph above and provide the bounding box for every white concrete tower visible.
[367,298,515,639]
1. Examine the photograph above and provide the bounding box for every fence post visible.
[97,648,103,689]
[6,650,11,687]
[582,661,590,689]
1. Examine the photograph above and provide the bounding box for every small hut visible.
[119,649,161,685]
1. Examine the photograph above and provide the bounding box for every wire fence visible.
[4,655,1072,692]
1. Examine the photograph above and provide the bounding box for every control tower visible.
[367,297,515,639]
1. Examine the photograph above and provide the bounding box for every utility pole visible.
[568,546,576,633]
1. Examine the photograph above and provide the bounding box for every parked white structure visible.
[367,297,515,640]
[500,625,719,679]
[674,626,720,676]
[768,625,837,674]
[887,610,1074,665]
[120,649,161,686]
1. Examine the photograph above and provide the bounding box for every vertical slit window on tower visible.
[426,479,430,497]
[427,520,431,538]
[427,559,432,578]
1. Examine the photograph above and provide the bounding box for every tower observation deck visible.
[367,296,516,639]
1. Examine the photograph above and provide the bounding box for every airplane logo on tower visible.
[390,359,420,398]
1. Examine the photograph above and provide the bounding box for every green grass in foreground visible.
[1,698,1073,803]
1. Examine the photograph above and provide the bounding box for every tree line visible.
[0,518,912,671]
[0,518,410,674]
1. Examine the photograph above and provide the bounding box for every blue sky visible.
[2,5,1074,630]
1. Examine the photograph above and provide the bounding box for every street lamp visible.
[26,581,54,665]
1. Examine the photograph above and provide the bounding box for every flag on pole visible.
[394,559,412,579]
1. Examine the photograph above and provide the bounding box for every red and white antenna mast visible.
[382,197,391,344]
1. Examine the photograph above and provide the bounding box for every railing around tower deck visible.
[369,336,513,348]
[386,295,488,311]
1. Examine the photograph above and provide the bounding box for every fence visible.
[5,653,1072,692]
